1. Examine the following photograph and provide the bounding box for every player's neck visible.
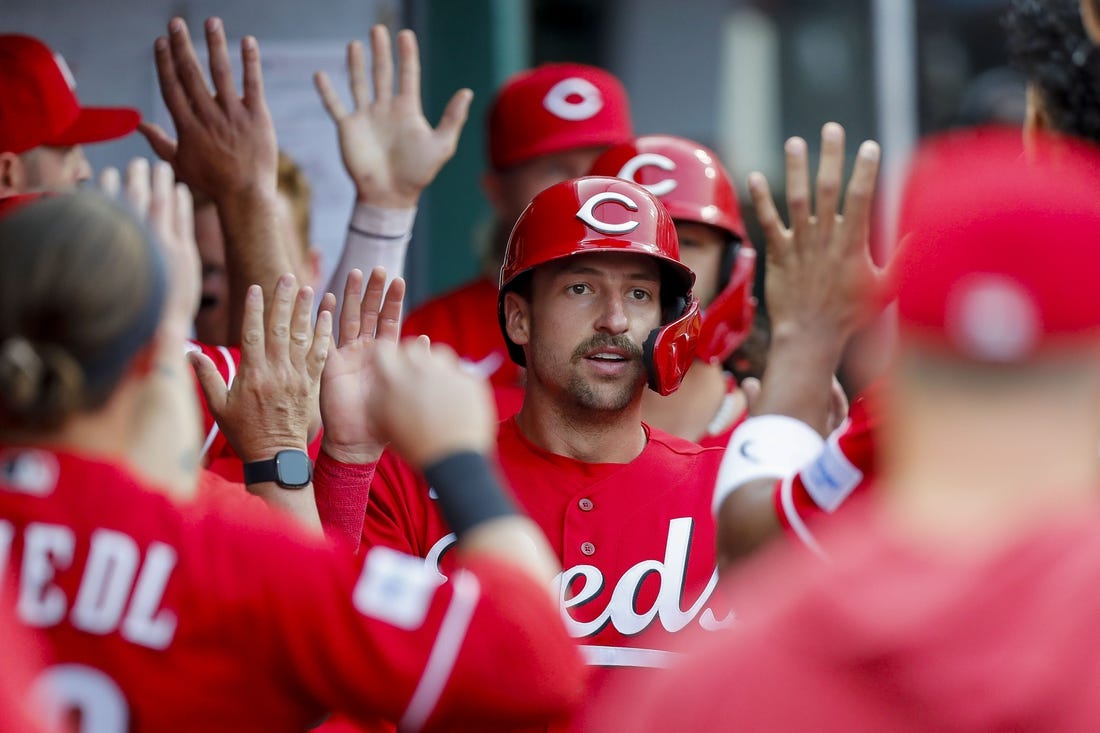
[515,387,648,464]
[880,388,1100,551]
[14,389,136,470]
[640,362,739,442]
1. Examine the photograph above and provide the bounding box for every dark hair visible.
[0,192,165,431]
[1004,0,1100,143]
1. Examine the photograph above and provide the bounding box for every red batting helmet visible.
[589,135,756,364]
[499,176,700,396]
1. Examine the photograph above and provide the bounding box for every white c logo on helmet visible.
[617,153,678,197]
[576,192,640,235]
[543,77,604,121]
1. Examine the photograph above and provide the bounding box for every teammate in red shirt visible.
[365,176,731,731]
[597,126,1100,732]
[0,189,584,731]
[589,135,756,447]
[402,63,634,400]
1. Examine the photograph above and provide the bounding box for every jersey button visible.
[580,541,596,556]
[578,498,594,511]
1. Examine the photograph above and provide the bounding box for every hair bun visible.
[0,337,84,428]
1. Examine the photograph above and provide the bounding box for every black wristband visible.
[422,451,518,539]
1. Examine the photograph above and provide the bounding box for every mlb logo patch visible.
[353,546,443,630]
[0,449,59,496]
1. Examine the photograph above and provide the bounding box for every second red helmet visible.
[589,135,756,364]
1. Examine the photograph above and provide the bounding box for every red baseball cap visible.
[0,34,140,155]
[488,63,633,170]
[894,126,1100,362]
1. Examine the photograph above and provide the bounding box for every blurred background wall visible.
[1,0,1023,306]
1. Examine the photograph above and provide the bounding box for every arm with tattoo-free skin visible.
[314,26,472,330]
[715,122,885,567]
[191,274,332,533]
[141,17,290,342]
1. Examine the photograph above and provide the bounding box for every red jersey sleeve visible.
[362,451,446,559]
[204,510,583,730]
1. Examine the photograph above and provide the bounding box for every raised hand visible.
[368,338,497,470]
[319,267,405,464]
[748,122,883,348]
[313,26,473,208]
[192,275,332,464]
[100,158,201,329]
[140,16,291,341]
[140,17,278,203]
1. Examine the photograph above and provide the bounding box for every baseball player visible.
[362,176,731,732]
[0,190,584,731]
[588,135,756,447]
[595,124,1100,733]
[0,34,138,195]
[401,63,633,405]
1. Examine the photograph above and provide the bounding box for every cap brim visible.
[43,106,140,147]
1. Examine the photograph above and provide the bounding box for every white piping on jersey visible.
[399,569,481,732]
[198,346,237,460]
[581,645,678,669]
[778,473,827,560]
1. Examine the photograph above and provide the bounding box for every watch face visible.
[276,450,312,487]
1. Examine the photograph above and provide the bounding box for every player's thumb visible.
[189,351,228,418]
[137,121,178,166]
[436,88,473,146]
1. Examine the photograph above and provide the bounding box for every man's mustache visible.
[572,334,643,361]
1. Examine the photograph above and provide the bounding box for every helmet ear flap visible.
[696,247,757,364]
[644,295,701,395]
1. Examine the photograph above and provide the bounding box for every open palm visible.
[320,267,406,464]
[314,26,473,209]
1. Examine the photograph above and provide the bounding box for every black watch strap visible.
[242,458,278,486]
[242,449,313,489]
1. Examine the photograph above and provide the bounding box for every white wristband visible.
[799,419,864,513]
[712,415,825,516]
[348,202,416,239]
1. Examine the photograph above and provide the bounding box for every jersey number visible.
[31,664,129,732]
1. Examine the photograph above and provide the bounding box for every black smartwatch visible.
[242,449,313,489]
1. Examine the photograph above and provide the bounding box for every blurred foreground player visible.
[0,191,583,731]
[717,0,1100,564]
[601,127,1100,731]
